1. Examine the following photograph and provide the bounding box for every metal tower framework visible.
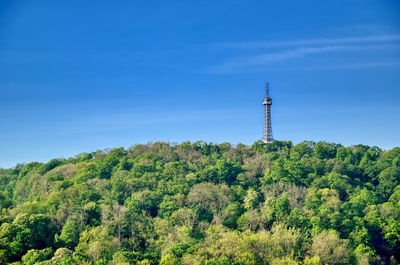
[262,82,274,143]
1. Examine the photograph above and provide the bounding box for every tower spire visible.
[262,81,274,143]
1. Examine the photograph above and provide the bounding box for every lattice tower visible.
[262,82,274,143]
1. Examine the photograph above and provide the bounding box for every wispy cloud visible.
[214,34,400,49]
[204,34,400,74]
[30,107,251,136]
[205,46,344,74]
[256,61,400,72]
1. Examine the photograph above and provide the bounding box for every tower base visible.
[262,138,274,144]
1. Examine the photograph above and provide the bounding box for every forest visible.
[0,140,399,265]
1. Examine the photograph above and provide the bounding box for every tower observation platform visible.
[262,82,274,143]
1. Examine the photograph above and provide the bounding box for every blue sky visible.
[0,0,400,168]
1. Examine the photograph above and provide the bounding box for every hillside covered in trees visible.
[0,141,399,265]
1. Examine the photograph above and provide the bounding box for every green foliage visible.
[0,191,12,210]
[0,141,399,264]
[55,220,80,249]
[311,230,351,265]
[0,214,56,262]
[159,253,179,265]
[49,247,74,264]
[40,159,63,174]
[21,248,53,265]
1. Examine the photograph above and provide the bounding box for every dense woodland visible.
[0,141,399,265]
